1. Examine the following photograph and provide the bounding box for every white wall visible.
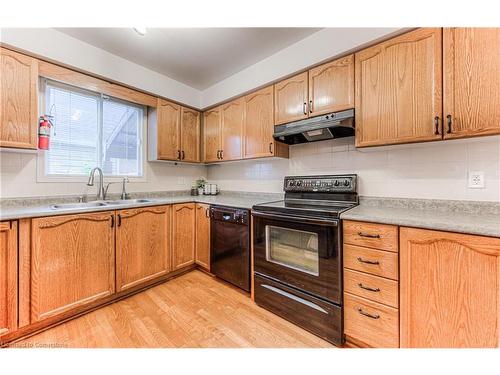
[201,28,401,108]
[207,136,500,202]
[0,28,202,108]
[0,152,206,198]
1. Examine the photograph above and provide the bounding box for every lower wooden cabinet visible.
[0,221,18,337]
[30,212,116,323]
[116,206,170,292]
[195,203,210,270]
[400,227,500,348]
[172,203,196,270]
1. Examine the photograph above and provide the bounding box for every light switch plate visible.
[177,177,186,185]
[468,171,485,189]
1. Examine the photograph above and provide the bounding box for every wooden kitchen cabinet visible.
[116,206,170,292]
[195,203,210,270]
[152,98,200,162]
[355,28,443,147]
[203,106,222,162]
[172,203,196,270]
[30,212,115,323]
[274,71,309,125]
[0,47,38,149]
[221,97,244,160]
[308,54,354,116]
[0,221,18,337]
[443,28,500,139]
[400,227,500,348]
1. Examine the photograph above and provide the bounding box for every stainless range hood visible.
[273,108,354,145]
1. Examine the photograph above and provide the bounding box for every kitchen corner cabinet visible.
[195,203,210,270]
[274,55,354,126]
[355,28,443,147]
[30,212,115,323]
[443,28,500,139]
[0,47,38,150]
[116,206,170,292]
[221,97,244,160]
[0,221,18,337]
[149,98,200,162]
[400,227,500,348]
[172,203,196,270]
[203,106,222,162]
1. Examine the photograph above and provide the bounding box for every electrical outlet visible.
[468,171,485,189]
[177,177,186,185]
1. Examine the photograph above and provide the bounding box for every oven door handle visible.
[251,210,338,227]
[261,284,328,314]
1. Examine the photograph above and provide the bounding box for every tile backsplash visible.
[207,136,500,202]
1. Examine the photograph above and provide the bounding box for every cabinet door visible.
[116,206,170,292]
[355,28,442,147]
[172,203,196,270]
[274,71,309,125]
[31,212,115,322]
[443,28,500,139]
[195,203,210,270]
[157,99,181,160]
[400,227,500,348]
[243,86,275,158]
[0,47,38,149]
[308,54,354,116]
[0,221,17,337]
[203,107,222,162]
[181,107,200,162]
[221,98,244,161]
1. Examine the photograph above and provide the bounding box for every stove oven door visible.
[252,211,341,304]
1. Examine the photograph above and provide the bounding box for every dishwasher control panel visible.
[210,206,249,225]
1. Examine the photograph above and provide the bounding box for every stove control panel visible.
[284,175,357,193]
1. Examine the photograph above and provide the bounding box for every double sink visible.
[50,198,154,211]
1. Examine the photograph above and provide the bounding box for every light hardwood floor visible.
[12,271,333,348]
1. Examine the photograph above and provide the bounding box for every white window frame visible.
[37,78,148,183]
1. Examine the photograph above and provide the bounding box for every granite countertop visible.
[0,191,283,221]
[340,197,500,238]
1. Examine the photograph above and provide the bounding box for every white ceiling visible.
[56,28,322,90]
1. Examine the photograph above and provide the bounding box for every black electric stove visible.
[251,174,358,346]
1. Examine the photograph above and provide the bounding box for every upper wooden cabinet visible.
[308,54,354,116]
[203,106,222,162]
[195,203,210,271]
[243,86,275,159]
[0,47,38,149]
[30,212,115,323]
[116,206,170,292]
[181,107,201,162]
[172,203,196,270]
[355,28,443,147]
[0,221,17,338]
[150,99,200,162]
[443,28,500,139]
[400,227,500,348]
[221,97,244,160]
[274,71,309,125]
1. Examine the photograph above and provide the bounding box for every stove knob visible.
[297,181,302,186]
[289,181,295,186]
[344,180,350,187]
[334,180,340,186]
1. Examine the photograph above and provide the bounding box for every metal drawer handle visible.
[358,283,380,292]
[358,308,380,319]
[357,232,380,238]
[303,102,307,115]
[261,284,328,314]
[357,257,380,265]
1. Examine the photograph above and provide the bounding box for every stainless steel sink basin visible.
[50,202,108,210]
[103,198,154,205]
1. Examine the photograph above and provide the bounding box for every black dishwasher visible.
[210,205,250,292]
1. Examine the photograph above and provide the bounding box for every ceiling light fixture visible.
[133,27,147,36]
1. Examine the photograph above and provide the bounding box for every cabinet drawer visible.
[344,244,398,280]
[343,220,398,252]
[344,269,398,308]
[344,292,399,348]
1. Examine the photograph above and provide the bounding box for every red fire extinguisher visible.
[38,115,53,150]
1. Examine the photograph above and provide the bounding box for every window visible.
[40,79,144,179]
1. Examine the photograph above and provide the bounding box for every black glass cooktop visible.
[253,199,356,218]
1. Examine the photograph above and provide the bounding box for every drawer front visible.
[343,220,398,252]
[344,293,399,348]
[344,269,399,308]
[344,244,398,280]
